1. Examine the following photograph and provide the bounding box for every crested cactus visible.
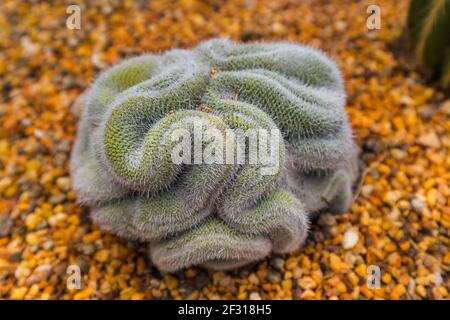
[71,38,359,272]
[407,0,450,89]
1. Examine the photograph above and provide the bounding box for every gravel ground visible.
[0,0,448,300]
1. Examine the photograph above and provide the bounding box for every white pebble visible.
[342,230,359,249]
[249,292,261,300]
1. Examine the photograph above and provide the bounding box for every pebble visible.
[94,250,110,263]
[361,184,374,198]
[270,257,285,270]
[267,270,282,284]
[411,196,427,213]
[56,177,71,191]
[383,191,402,206]
[298,277,317,290]
[318,214,336,226]
[342,230,359,249]
[418,132,441,148]
[249,292,261,300]
[0,214,14,237]
[25,264,52,285]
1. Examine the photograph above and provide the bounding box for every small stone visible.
[342,230,359,249]
[42,241,54,250]
[8,252,22,263]
[56,176,71,191]
[411,196,427,213]
[270,257,285,270]
[248,273,259,285]
[441,100,450,115]
[318,213,336,226]
[49,193,66,204]
[382,273,392,284]
[25,213,42,230]
[165,275,179,290]
[20,36,40,56]
[48,212,68,227]
[0,177,12,194]
[10,287,28,300]
[390,148,407,160]
[267,270,281,284]
[418,132,441,148]
[81,243,95,255]
[335,281,347,294]
[334,20,347,31]
[184,268,197,278]
[433,273,443,286]
[249,292,261,300]
[416,285,427,298]
[361,185,374,198]
[298,277,317,290]
[25,233,39,246]
[329,254,349,273]
[281,279,292,291]
[94,249,110,263]
[15,265,32,279]
[391,284,406,299]
[418,104,434,121]
[73,288,94,300]
[219,275,232,287]
[25,264,52,285]
[300,290,316,299]
[426,189,438,208]
[92,52,108,69]
[355,264,367,278]
[383,191,401,206]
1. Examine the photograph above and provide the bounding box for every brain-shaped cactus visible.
[71,38,359,272]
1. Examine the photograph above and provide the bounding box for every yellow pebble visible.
[94,250,110,263]
[355,264,367,278]
[25,233,39,246]
[382,273,392,284]
[281,279,292,292]
[329,254,349,273]
[25,213,42,230]
[73,288,94,300]
[416,285,427,298]
[426,189,438,208]
[390,284,406,299]
[10,287,28,300]
[165,275,179,291]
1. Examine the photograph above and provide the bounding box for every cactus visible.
[71,38,359,272]
[407,0,450,89]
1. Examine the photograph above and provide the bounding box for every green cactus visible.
[71,38,358,272]
[407,0,450,89]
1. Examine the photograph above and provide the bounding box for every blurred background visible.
[0,0,448,300]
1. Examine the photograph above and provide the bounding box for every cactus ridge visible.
[71,38,358,271]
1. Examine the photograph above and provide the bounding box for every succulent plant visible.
[407,0,450,89]
[71,38,358,272]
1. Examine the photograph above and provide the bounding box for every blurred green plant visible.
[407,0,450,89]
